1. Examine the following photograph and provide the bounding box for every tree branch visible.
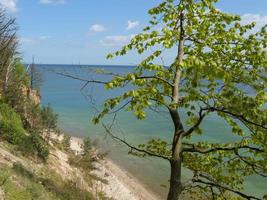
[183,108,208,137]
[192,173,262,200]
[135,75,174,87]
[203,107,267,130]
[55,71,108,84]
[183,143,264,154]
[102,122,170,161]
[234,150,267,177]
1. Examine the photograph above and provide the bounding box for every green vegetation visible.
[67,138,109,195]
[0,8,109,200]
[83,137,93,154]
[18,132,49,161]
[0,164,59,200]
[41,104,58,131]
[3,59,30,111]
[0,162,96,200]
[39,172,94,200]
[90,0,267,199]
[62,134,71,151]
[0,9,50,162]
[0,102,25,145]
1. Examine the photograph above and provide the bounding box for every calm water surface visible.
[38,64,265,199]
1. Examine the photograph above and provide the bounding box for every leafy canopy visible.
[93,0,266,198]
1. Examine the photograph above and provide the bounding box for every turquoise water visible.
[39,64,266,199]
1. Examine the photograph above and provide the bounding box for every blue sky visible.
[1,0,267,65]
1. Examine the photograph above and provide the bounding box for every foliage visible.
[0,163,58,200]
[2,162,95,200]
[0,41,29,115]
[27,62,43,91]
[40,172,94,200]
[0,102,26,144]
[0,166,9,186]
[0,9,18,95]
[68,152,96,172]
[0,103,49,161]
[62,134,71,151]
[92,0,267,199]
[83,137,93,154]
[18,132,49,161]
[41,103,58,130]
[69,137,96,172]
[12,162,35,180]
[1,58,41,130]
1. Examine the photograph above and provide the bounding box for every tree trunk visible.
[167,157,183,200]
[3,61,12,93]
[167,109,184,200]
[167,10,185,200]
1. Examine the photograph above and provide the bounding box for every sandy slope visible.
[69,136,160,200]
[0,133,160,200]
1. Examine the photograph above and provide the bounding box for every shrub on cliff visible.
[3,59,29,112]
[19,132,49,161]
[41,103,58,142]
[0,102,25,144]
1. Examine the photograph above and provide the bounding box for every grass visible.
[0,163,59,200]
[0,162,95,200]
[0,135,110,200]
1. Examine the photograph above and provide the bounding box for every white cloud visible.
[0,0,17,12]
[100,35,134,46]
[90,24,106,32]
[39,35,50,40]
[241,14,267,32]
[20,36,50,46]
[40,0,65,5]
[126,20,139,30]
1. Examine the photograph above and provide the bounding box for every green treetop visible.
[87,0,267,199]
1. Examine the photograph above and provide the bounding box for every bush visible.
[40,174,94,200]
[83,137,93,154]
[13,162,35,180]
[62,134,71,151]
[19,132,49,161]
[0,102,26,144]
[68,153,95,171]
[41,104,58,130]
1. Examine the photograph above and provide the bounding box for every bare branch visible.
[192,174,262,200]
[203,107,267,130]
[102,122,170,161]
[55,71,109,85]
[234,150,267,177]
[183,143,264,154]
[108,101,131,114]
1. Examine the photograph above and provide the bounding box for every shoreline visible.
[70,136,161,200]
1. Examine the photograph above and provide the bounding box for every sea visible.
[37,64,266,199]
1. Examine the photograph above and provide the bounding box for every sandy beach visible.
[69,136,161,200]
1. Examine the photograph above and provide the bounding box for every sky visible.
[0,0,267,65]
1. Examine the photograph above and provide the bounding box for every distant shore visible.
[69,136,161,200]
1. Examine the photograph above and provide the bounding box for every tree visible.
[0,9,18,94]
[0,9,31,125]
[27,57,43,91]
[41,103,58,142]
[58,0,266,199]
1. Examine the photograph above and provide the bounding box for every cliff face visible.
[0,135,97,200]
[20,87,41,129]
[21,87,41,105]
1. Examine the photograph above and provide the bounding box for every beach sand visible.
[69,136,161,200]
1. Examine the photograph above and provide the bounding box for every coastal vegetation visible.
[0,8,49,161]
[0,0,266,199]
[0,9,110,200]
[68,0,267,199]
